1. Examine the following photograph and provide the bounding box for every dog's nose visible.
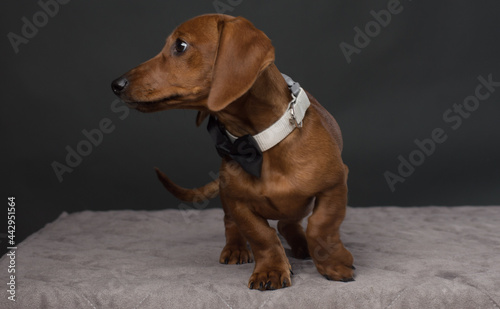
[111,76,129,95]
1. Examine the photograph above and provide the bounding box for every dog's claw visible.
[323,274,332,281]
[224,258,229,264]
[290,269,294,276]
[351,265,356,270]
[249,281,254,289]
[282,279,288,288]
[265,281,273,290]
[259,282,264,290]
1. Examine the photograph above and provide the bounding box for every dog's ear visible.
[195,111,209,127]
[207,17,275,112]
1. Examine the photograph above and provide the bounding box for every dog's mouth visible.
[127,94,182,106]
[125,94,183,112]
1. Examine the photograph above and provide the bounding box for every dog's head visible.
[111,14,275,121]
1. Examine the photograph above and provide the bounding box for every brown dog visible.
[111,14,354,290]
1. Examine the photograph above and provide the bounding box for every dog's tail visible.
[154,167,220,202]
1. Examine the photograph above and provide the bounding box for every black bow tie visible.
[207,116,263,178]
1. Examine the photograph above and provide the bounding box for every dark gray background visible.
[2,0,499,246]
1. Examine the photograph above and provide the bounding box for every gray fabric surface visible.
[1,206,499,309]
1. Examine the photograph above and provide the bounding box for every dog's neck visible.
[214,64,292,137]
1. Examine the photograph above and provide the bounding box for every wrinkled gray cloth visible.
[1,206,499,309]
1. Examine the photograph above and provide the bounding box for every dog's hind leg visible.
[306,181,354,282]
[277,220,309,259]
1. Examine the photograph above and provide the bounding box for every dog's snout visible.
[111,76,129,95]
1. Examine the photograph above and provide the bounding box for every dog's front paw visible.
[248,267,292,291]
[219,245,253,264]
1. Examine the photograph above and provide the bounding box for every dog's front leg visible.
[219,212,253,264]
[306,181,355,282]
[227,200,292,291]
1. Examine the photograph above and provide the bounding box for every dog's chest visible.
[222,165,314,220]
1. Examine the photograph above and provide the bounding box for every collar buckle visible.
[288,93,303,128]
[289,102,303,128]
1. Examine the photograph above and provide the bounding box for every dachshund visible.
[111,14,354,291]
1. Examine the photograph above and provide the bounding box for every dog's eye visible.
[174,39,188,54]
